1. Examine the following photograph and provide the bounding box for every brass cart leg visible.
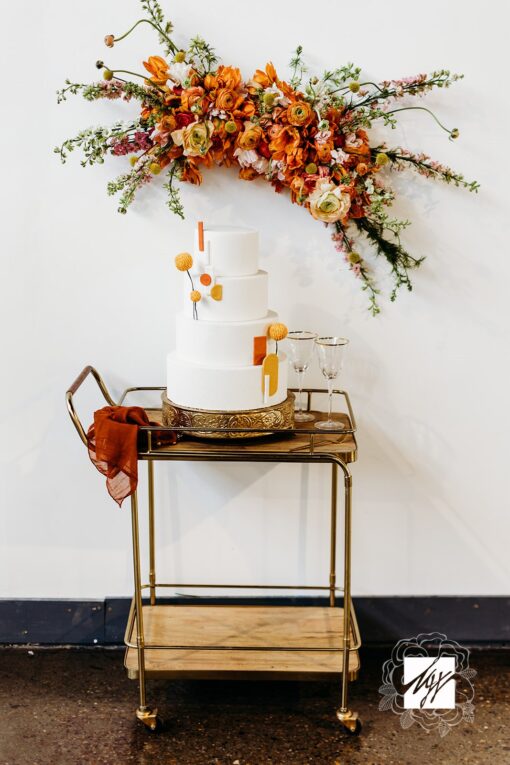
[148,459,156,606]
[130,490,160,731]
[329,463,337,608]
[336,466,361,735]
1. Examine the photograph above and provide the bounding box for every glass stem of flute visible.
[327,377,334,422]
[296,369,305,415]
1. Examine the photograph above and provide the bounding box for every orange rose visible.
[237,124,263,150]
[215,88,237,111]
[143,55,169,86]
[181,86,205,111]
[286,100,313,127]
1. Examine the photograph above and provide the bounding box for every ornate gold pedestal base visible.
[162,392,295,439]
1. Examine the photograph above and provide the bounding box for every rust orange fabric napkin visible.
[87,406,176,506]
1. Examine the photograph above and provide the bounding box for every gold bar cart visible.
[66,366,362,735]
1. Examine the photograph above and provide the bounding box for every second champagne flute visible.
[286,331,317,422]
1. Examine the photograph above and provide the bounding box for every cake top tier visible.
[193,225,259,277]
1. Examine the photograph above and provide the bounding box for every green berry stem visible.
[112,18,177,54]
[384,106,457,138]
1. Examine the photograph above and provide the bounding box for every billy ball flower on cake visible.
[308,179,351,223]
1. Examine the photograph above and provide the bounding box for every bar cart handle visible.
[66,366,116,446]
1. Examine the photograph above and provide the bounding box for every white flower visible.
[252,155,269,174]
[234,148,268,174]
[267,159,286,181]
[234,148,258,168]
[315,129,332,145]
[345,132,362,149]
[167,62,193,85]
[331,148,349,165]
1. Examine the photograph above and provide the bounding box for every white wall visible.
[1,0,509,599]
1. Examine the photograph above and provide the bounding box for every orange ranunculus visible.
[217,65,242,91]
[237,124,263,151]
[181,161,203,185]
[252,62,278,89]
[158,115,177,134]
[356,162,369,176]
[215,88,237,111]
[269,126,301,162]
[204,73,218,91]
[239,167,259,181]
[315,139,334,163]
[289,175,307,202]
[143,55,169,86]
[181,86,205,111]
[286,147,306,171]
[240,100,256,117]
[286,100,314,127]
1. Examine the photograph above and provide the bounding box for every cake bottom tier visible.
[167,352,288,411]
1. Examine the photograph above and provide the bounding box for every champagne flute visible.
[286,331,318,422]
[315,337,349,430]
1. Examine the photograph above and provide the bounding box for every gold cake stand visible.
[162,391,296,439]
[66,366,361,736]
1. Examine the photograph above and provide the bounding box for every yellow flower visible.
[171,121,214,157]
[268,323,288,341]
[175,253,193,271]
[308,179,351,223]
[190,290,202,303]
[375,152,389,167]
[103,69,113,81]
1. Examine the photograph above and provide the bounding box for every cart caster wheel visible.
[136,707,163,732]
[336,710,361,735]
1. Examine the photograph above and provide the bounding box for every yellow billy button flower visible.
[175,253,193,271]
[375,152,389,167]
[174,51,186,63]
[149,162,161,175]
[129,156,138,167]
[190,290,202,303]
[225,120,238,134]
[348,252,361,264]
[268,323,288,342]
[103,69,113,81]
[349,81,360,93]
[305,162,318,175]
[263,92,276,109]
[450,128,460,139]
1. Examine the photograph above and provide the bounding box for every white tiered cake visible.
[167,225,288,412]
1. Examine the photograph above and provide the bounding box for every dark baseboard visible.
[0,597,508,646]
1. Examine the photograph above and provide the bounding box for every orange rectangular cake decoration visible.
[198,221,204,252]
[253,336,267,365]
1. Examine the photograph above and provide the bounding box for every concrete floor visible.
[0,647,508,765]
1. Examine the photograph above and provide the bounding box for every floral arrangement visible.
[56,0,478,313]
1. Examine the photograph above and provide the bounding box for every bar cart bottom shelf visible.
[125,605,360,681]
